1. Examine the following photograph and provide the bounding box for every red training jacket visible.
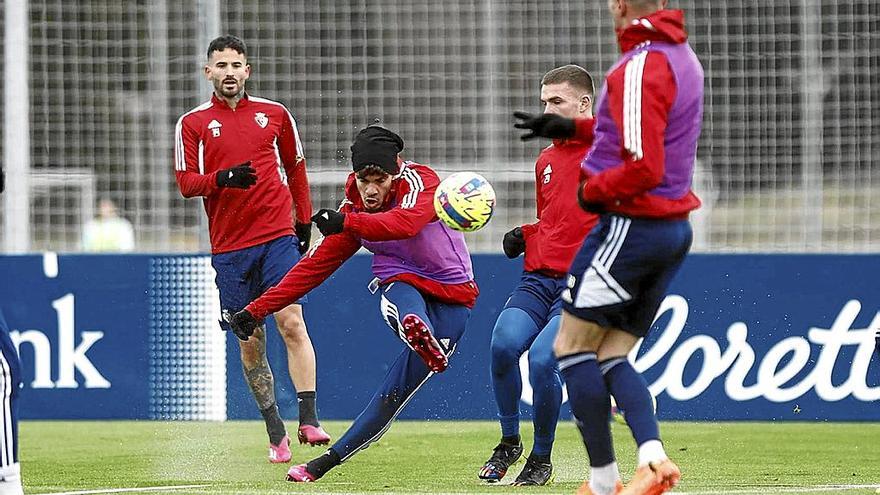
[520,121,598,278]
[174,94,313,254]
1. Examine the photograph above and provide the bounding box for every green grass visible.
[22,420,880,494]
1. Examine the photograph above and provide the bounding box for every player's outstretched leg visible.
[603,357,679,494]
[287,297,470,482]
[512,315,562,486]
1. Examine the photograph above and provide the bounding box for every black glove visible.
[513,111,576,141]
[311,208,345,236]
[502,227,526,259]
[215,162,257,189]
[577,179,605,214]
[294,222,312,254]
[229,309,260,341]
[0,166,4,194]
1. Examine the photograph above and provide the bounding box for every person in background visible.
[82,197,135,252]
[479,64,598,486]
[174,34,329,464]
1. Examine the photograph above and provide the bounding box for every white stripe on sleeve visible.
[400,169,424,209]
[174,101,212,172]
[623,51,648,161]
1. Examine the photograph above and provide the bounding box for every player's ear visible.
[580,94,592,113]
[611,0,625,18]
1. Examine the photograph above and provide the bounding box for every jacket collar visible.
[617,9,688,53]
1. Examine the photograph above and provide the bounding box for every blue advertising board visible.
[1,253,877,421]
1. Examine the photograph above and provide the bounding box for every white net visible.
[3,0,879,253]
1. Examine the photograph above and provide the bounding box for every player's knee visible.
[276,315,309,343]
[490,332,521,372]
[527,347,557,378]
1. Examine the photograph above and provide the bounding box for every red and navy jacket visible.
[174,93,312,254]
[520,124,599,278]
[246,162,479,320]
[579,9,702,219]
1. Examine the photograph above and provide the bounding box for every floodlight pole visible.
[4,0,31,253]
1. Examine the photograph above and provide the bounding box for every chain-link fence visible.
[2,0,878,253]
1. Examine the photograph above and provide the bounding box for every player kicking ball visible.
[229,125,479,482]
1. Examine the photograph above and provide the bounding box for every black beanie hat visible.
[351,126,404,175]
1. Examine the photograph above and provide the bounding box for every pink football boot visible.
[268,434,291,464]
[401,314,448,373]
[298,424,331,446]
[286,464,317,482]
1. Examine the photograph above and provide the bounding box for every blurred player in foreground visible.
[518,0,704,493]
[478,65,598,486]
[174,35,329,463]
[0,167,24,495]
[229,125,479,483]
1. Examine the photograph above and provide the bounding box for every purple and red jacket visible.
[246,161,478,320]
[578,9,703,220]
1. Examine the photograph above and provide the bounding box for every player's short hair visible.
[541,65,595,98]
[207,35,247,59]
[627,0,665,11]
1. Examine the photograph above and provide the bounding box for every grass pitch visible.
[22,420,880,494]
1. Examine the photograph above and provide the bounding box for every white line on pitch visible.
[676,485,880,495]
[32,484,211,495]
[270,486,880,495]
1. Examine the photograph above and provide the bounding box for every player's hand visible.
[577,179,605,214]
[294,222,312,254]
[502,227,526,259]
[513,112,576,141]
[215,161,257,189]
[229,309,259,341]
[311,209,345,236]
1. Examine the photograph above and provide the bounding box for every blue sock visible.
[490,308,540,439]
[529,315,562,457]
[602,357,659,445]
[558,352,615,467]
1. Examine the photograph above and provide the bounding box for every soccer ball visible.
[433,172,496,232]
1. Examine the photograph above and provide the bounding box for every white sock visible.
[637,439,668,467]
[589,461,620,495]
